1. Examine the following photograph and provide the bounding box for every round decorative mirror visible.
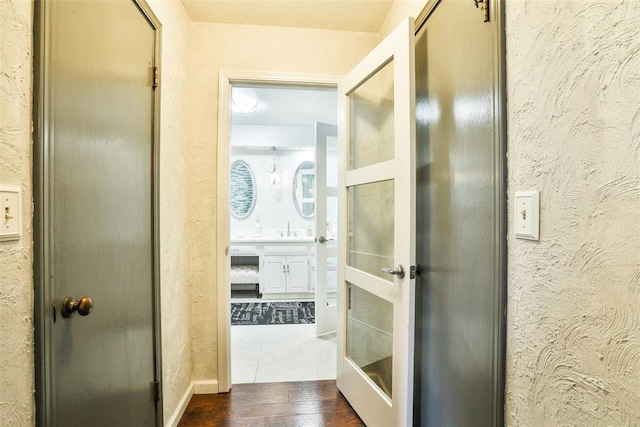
[230,160,256,219]
[292,161,315,219]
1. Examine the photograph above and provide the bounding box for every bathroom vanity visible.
[230,237,317,298]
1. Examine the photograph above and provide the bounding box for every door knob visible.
[317,236,334,244]
[61,296,94,318]
[381,265,405,279]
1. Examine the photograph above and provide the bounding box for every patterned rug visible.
[231,301,315,325]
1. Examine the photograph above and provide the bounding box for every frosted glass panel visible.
[347,283,393,399]
[348,180,394,280]
[348,60,394,170]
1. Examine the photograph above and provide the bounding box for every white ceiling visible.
[181,0,393,33]
[232,85,337,126]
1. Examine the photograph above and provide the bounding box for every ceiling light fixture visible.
[231,92,259,114]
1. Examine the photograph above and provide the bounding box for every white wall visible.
[0,0,34,424]
[230,122,339,238]
[230,150,316,236]
[189,22,377,386]
[232,124,315,149]
[505,1,640,424]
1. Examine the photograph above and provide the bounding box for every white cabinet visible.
[286,257,309,292]
[309,256,337,293]
[262,255,309,294]
[263,258,286,293]
[230,239,315,298]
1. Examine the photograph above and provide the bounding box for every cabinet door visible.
[309,262,316,292]
[263,258,286,293]
[286,257,309,292]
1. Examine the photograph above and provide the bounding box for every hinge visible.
[473,0,490,22]
[153,381,160,402]
[152,66,159,89]
[410,265,421,279]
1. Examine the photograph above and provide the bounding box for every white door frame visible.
[216,71,340,392]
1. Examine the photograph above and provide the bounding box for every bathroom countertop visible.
[231,236,316,244]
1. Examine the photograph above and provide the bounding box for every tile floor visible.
[231,322,337,384]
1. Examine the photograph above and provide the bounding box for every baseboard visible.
[193,379,220,394]
[165,382,194,427]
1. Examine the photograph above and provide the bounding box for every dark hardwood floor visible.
[178,380,365,427]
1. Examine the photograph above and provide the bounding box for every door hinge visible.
[410,265,422,279]
[473,0,490,22]
[153,381,161,402]
[152,66,159,89]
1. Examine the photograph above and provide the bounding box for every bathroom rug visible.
[230,301,315,325]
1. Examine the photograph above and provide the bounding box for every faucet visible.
[287,221,291,237]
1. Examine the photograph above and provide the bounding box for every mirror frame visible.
[292,160,316,219]
[230,160,257,219]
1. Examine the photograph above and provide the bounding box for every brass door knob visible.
[61,296,94,318]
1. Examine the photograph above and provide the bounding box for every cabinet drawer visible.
[230,245,257,255]
[263,245,307,255]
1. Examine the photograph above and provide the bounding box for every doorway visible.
[228,84,338,384]
[216,73,341,391]
[33,0,163,425]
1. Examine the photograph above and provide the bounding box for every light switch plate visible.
[1,185,22,242]
[514,190,539,241]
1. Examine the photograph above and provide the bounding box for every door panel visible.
[314,122,338,336]
[347,59,395,170]
[48,0,157,425]
[337,17,416,427]
[414,0,505,425]
[348,179,394,280]
[346,282,394,398]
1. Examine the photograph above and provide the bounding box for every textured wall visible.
[190,23,377,384]
[0,0,34,425]
[145,0,194,423]
[378,0,427,40]
[506,1,640,425]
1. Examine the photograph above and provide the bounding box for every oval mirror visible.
[292,161,315,219]
[230,160,256,219]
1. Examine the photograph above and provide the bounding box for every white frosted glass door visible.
[336,18,416,427]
